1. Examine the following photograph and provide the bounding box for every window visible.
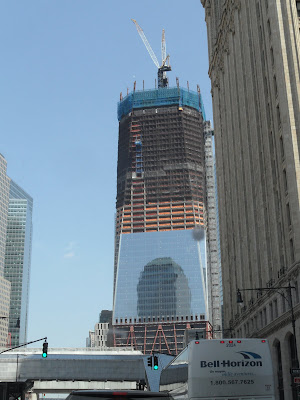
[282,295,286,313]
[263,307,267,326]
[289,335,298,375]
[297,0,300,18]
[274,299,278,318]
[256,2,261,20]
[290,238,299,264]
[292,278,299,304]
[273,75,278,97]
[269,302,273,321]
[275,342,284,400]
[277,105,282,128]
[280,136,285,159]
[267,104,271,126]
[287,202,292,227]
[267,19,271,37]
[283,169,288,193]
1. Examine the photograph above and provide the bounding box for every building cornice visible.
[201,0,211,12]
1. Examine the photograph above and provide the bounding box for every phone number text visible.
[210,380,254,385]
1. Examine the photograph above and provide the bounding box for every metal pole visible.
[16,353,18,382]
[0,336,47,355]
[288,281,299,367]
[287,282,299,400]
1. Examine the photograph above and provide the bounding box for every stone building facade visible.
[201,1,300,399]
[204,121,222,335]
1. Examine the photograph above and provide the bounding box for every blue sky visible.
[0,1,212,348]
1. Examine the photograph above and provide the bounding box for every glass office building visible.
[4,180,33,347]
[114,229,207,323]
[0,154,11,347]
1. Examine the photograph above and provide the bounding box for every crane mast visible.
[161,29,167,84]
[132,19,171,88]
[161,29,166,63]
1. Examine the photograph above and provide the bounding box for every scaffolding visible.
[116,103,206,235]
[117,87,206,121]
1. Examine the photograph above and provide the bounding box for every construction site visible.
[112,320,213,356]
[116,87,206,235]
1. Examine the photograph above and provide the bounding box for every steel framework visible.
[113,320,212,355]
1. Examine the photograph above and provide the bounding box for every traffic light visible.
[153,355,158,370]
[147,356,152,367]
[42,341,48,358]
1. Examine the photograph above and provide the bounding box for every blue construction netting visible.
[117,87,206,121]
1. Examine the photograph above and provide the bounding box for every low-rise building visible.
[86,310,112,348]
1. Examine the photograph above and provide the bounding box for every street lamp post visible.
[237,283,299,397]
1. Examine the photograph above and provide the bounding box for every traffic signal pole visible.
[0,336,47,400]
[0,336,47,355]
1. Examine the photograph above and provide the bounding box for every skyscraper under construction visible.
[112,85,221,354]
[112,19,221,355]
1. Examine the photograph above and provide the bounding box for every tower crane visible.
[131,19,171,88]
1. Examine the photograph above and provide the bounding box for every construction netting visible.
[117,87,206,121]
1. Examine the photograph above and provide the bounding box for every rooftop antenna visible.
[132,19,171,88]
[197,85,202,112]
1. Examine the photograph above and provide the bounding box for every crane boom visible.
[161,29,166,64]
[131,19,171,88]
[131,19,160,69]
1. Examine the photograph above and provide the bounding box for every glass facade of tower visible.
[0,154,11,347]
[113,229,207,322]
[4,180,33,347]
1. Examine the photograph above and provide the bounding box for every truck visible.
[159,338,275,400]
